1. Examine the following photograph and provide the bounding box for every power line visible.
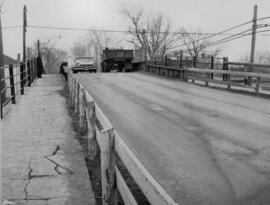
[28,25,129,33]
[179,27,270,54]
[170,20,253,49]
[257,16,270,21]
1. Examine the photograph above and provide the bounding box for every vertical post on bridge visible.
[20,63,24,95]
[79,87,86,130]
[27,60,31,87]
[210,56,214,79]
[100,127,117,205]
[9,64,16,104]
[74,80,80,114]
[86,100,97,159]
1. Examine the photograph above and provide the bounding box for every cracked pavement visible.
[1,75,95,205]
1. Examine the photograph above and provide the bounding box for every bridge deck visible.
[1,75,95,205]
[77,72,270,205]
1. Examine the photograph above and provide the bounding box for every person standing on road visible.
[59,62,68,82]
[36,56,44,78]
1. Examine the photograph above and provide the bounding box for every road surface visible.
[77,72,270,205]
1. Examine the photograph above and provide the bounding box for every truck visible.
[101,48,134,72]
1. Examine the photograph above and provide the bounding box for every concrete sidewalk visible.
[1,75,95,205]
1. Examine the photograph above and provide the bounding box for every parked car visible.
[71,57,97,73]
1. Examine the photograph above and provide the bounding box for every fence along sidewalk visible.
[67,69,178,205]
[0,58,37,119]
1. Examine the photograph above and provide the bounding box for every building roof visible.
[3,54,17,65]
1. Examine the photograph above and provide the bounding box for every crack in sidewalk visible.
[23,162,33,199]
[51,145,60,155]
[43,146,74,176]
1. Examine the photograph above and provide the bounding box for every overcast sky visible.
[1,0,270,60]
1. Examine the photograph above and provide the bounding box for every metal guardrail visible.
[0,59,37,119]
[67,68,178,205]
[145,62,270,95]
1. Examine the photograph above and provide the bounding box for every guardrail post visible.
[71,78,76,107]
[222,57,227,81]
[9,64,16,104]
[193,55,197,68]
[154,57,157,74]
[20,63,24,95]
[100,128,117,205]
[86,101,98,159]
[255,77,260,94]
[74,80,80,114]
[164,55,168,67]
[205,71,209,86]
[210,56,214,79]
[179,51,184,79]
[79,87,86,130]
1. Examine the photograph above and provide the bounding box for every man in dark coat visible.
[36,56,44,78]
[59,62,68,82]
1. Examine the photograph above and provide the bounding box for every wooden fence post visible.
[27,60,31,87]
[79,87,86,130]
[71,78,76,107]
[86,101,98,159]
[210,56,214,79]
[193,55,197,68]
[9,64,16,104]
[255,77,260,94]
[226,58,231,89]
[100,128,117,205]
[179,51,184,79]
[192,71,195,83]
[205,71,209,86]
[74,80,80,114]
[20,63,24,95]
[222,57,227,81]
[165,55,168,67]
[154,57,157,74]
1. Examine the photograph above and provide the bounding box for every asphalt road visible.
[77,72,270,205]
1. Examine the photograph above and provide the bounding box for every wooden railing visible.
[145,62,270,95]
[0,59,37,119]
[67,68,178,205]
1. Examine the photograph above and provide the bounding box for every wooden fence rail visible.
[145,63,270,95]
[66,67,178,205]
[0,58,37,119]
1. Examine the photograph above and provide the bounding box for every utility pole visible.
[23,5,27,63]
[248,4,257,85]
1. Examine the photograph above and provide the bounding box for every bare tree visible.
[71,39,88,57]
[239,51,270,64]
[121,8,178,60]
[87,30,115,69]
[178,29,210,58]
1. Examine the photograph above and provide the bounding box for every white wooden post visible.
[74,80,80,114]
[79,87,86,130]
[71,78,76,107]
[255,76,260,94]
[99,128,117,205]
[86,101,98,159]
